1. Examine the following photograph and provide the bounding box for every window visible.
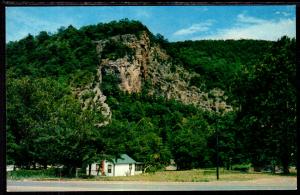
[129,164,132,170]
[108,165,112,173]
[135,164,143,171]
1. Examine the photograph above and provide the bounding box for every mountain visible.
[76,30,235,128]
[6,19,296,175]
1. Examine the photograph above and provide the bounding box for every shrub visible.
[8,168,57,179]
[102,40,134,60]
[232,164,251,172]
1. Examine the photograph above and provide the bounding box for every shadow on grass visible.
[263,172,297,177]
[278,172,297,177]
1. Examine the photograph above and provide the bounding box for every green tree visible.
[6,75,107,174]
[171,114,212,170]
[235,36,296,173]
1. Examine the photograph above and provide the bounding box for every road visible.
[7,177,297,191]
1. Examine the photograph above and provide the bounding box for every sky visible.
[6,5,296,42]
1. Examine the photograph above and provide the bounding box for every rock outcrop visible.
[94,32,150,93]
[75,65,112,127]
[94,31,233,113]
[75,31,233,127]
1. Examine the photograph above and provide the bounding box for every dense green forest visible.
[6,19,296,176]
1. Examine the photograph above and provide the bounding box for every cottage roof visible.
[113,154,136,164]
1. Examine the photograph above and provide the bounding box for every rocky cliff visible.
[95,31,232,112]
[77,31,233,126]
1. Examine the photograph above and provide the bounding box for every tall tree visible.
[236,36,296,173]
[171,114,212,170]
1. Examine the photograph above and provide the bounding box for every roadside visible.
[7,177,297,191]
[7,168,297,182]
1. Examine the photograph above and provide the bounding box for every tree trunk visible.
[226,162,230,170]
[282,159,290,174]
[88,164,91,176]
[253,165,261,172]
[143,165,151,173]
[280,123,290,175]
[271,165,275,174]
[68,166,74,176]
[283,166,290,174]
[97,164,100,176]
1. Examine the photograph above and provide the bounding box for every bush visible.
[232,164,251,172]
[145,166,157,174]
[8,168,57,179]
[102,40,134,60]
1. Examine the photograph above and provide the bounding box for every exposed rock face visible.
[94,31,233,113]
[94,32,150,93]
[75,65,112,127]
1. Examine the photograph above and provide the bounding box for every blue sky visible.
[6,5,296,42]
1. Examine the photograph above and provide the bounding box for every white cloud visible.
[237,14,267,24]
[275,11,291,17]
[173,20,214,36]
[193,15,295,41]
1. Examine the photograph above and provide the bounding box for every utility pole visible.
[216,128,219,180]
[216,100,221,180]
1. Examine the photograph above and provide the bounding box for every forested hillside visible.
[6,19,296,175]
[167,40,272,91]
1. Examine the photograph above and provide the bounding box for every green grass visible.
[7,168,297,182]
[82,168,297,182]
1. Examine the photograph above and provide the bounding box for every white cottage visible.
[87,154,143,176]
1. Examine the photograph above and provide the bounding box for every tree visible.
[6,76,38,168]
[235,36,296,173]
[126,118,171,172]
[171,114,212,170]
[36,31,50,44]
[207,112,240,170]
[154,33,168,48]
[6,75,107,174]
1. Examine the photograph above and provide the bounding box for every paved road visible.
[7,179,297,191]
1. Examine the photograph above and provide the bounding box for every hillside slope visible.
[6,19,295,174]
[76,31,233,127]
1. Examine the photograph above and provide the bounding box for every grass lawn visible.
[8,168,296,182]
[87,168,296,182]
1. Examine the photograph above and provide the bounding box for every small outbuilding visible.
[87,154,143,176]
[165,159,177,171]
